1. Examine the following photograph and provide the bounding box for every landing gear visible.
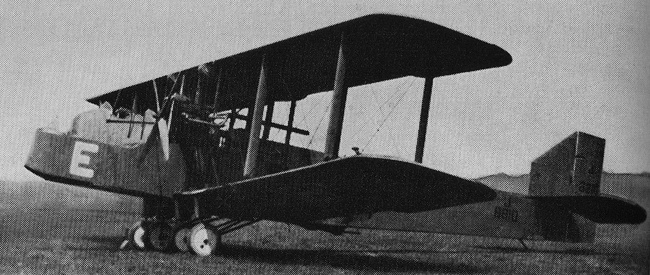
[174,227,191,252]
[147,222,174,252]
[127,195,228,254]
[128,221,147,250]
[188,223,220,256]
[123,216,256,256]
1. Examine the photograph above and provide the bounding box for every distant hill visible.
[475,173,530,194]
[0,180,140,212]
[475,172,650,209]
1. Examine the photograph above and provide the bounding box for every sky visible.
[1,0,648,180]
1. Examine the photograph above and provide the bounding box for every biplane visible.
[25,14,646,256]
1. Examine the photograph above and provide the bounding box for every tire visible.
[174,227,190,252]
[188,223,219,256]
[128,221,147,250]
[147,222,174,252]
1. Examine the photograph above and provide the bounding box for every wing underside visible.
[177,155,497,223]
[176,155,645,240]
[86,14,512,113]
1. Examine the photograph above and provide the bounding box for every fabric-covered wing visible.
[87,14,512,113]
[178,155,497,222]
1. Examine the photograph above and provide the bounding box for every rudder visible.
[528,132,606,242]
[529,132,605,197]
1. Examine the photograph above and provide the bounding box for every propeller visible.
[138,76,185,164]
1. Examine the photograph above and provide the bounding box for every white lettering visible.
[69,142,98,178]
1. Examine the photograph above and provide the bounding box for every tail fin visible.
[529,132,605,197]
[528,132,605,242]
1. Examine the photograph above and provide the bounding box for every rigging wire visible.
[347,85,383,141]
[304,102,332,149]
[349,78,414,142]
[383,79,417,157]
[295,92,329,129]
[264,77,416,153]
[362,77,417,151]
[266,92,329,144]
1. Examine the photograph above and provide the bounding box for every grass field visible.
[0,175,648,274]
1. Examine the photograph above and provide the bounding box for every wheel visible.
[188,223,219,256]
[128,221,147,250]
[174,227,190,252]
[147,222,174,252]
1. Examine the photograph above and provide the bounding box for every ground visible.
[0,179,647,274]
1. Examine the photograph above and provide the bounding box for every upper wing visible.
[86,14,511,113]
[178,155,497,222]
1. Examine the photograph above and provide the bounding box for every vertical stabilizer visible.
[529,132,605,196]
[528,132,606,242]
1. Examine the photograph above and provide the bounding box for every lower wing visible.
[178,155,497,222]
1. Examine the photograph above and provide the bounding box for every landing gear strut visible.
[123,217,256,256]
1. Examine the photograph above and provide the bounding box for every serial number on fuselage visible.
[493,206,518,222]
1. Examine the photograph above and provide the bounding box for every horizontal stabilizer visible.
[529,195,647,224]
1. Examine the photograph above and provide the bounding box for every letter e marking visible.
[69,142,98,178]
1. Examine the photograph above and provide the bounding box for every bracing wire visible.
[349,78,415,142]
[362,77,417,151]
[295,92,330,128]
[304,102,332,149]
[347,85,384,141]
[266,92,330,144]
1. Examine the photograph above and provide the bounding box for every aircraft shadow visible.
[76,235,127,251]
[470,244,618,256]
[217,244,491,273]
[78,235,621,258]
[77,236,491,273]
